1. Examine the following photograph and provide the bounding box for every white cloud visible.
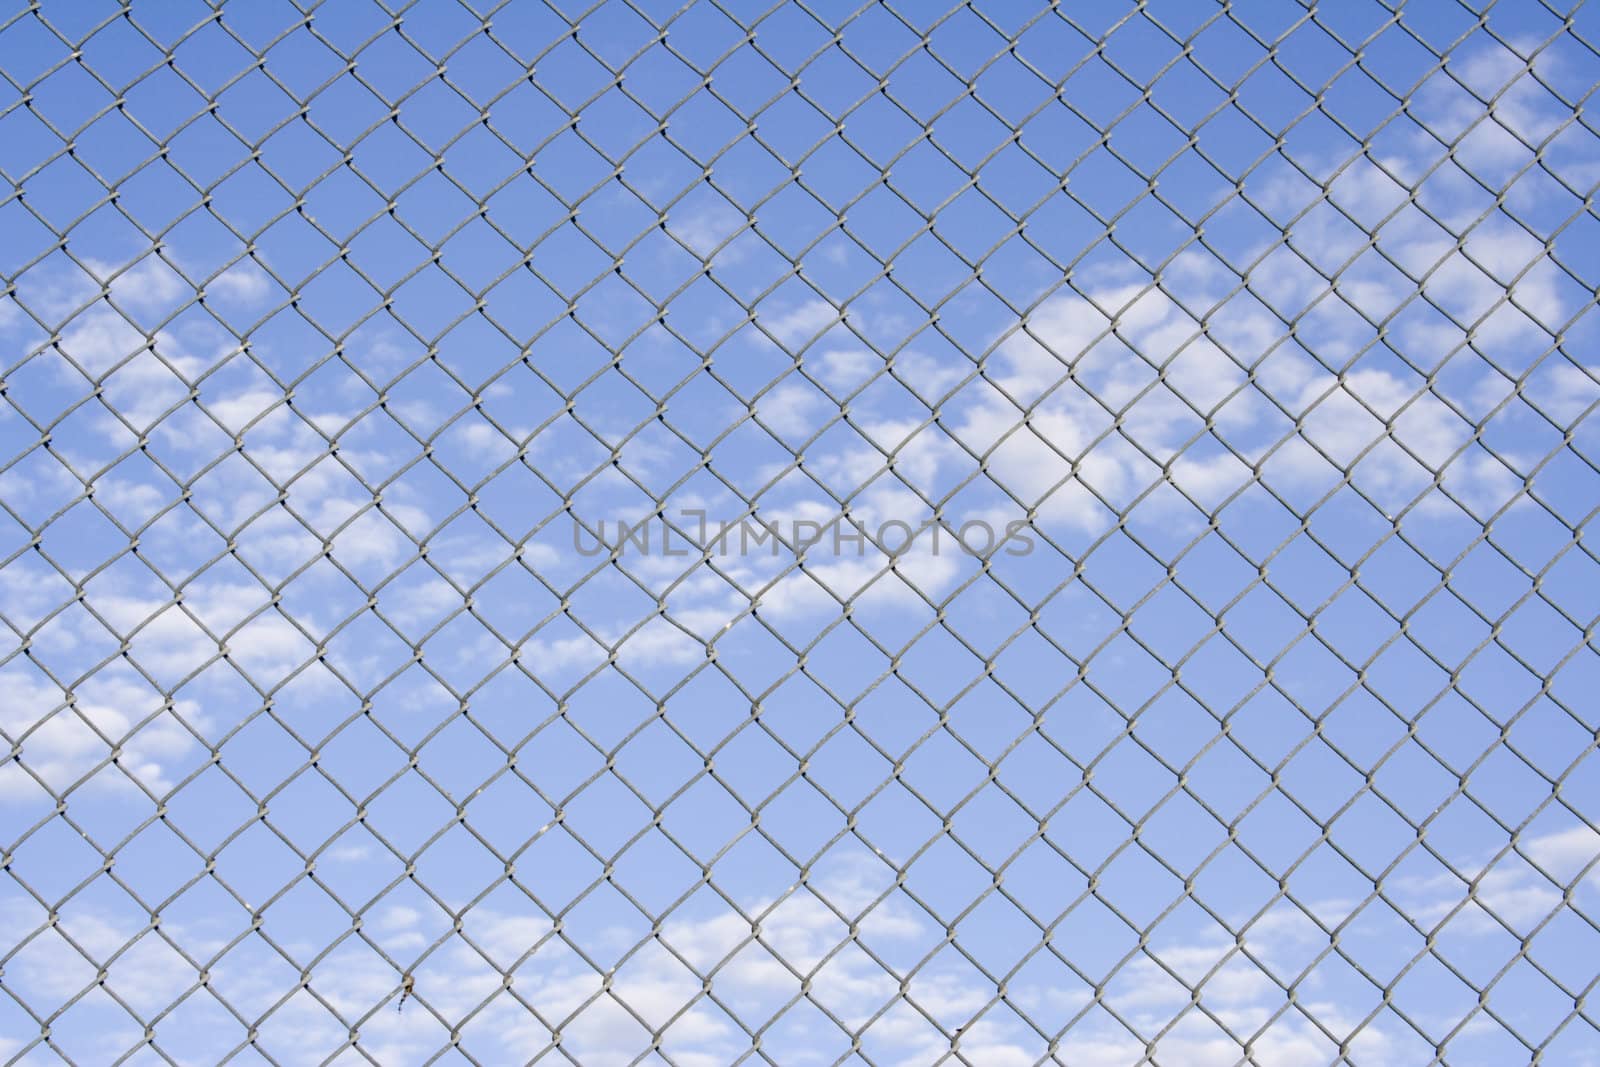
[1389,821,1600,941]
[90,255,190,314]
[667,200,751,265]
[207,261,273,304]
[0,666,204,797]
[1525,825,1600,883]
[764,299,846,348]
[814,347,881,392]
[757,381,827,439]
[450,417,518,461]
[1526,361,1600,426]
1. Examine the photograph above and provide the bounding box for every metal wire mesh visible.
[2,0,1599,1063]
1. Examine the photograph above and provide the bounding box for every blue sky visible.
[2,0,1600,1064]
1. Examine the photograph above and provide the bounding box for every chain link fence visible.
[2,0,1599,1063]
